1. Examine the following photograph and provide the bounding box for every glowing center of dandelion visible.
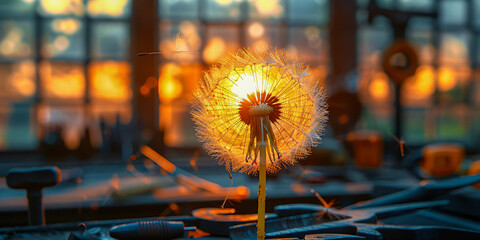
[248,103,273,116]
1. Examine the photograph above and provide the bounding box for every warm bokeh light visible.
[368,72,390,101]
[40,62,85,100]
[250,0,283,18]
[159,21,201,61]
[438,66,457,92]
[40,0,84,15]
[158,64,183,101]
[87,0,129,17]
[248,22,265,38]
[52,18,80,35]
[89,61,131,101]
[0,61,36,100]
[0,23,31,58]
[203,37,227,63]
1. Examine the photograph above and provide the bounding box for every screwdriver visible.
[109,220,196,240]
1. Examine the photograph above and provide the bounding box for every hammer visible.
[6,166,61,225]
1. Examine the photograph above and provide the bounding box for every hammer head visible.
[7,166,61,190]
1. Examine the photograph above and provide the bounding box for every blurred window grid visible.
[0,0,132,151]
[157,0,330,147]
[356,0,479,145]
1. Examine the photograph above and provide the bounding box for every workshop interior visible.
[1,0,480,239]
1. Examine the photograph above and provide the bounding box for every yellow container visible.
[347,130,383,168]
[421,144,464,177]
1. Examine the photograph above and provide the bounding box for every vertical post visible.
[131,0,159,141]
[257,117,267,240]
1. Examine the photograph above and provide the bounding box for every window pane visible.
[287,26,328,63]
[159,20,201,61]
[90,103,132,125]
[0,0,35,17]
[89,61,131,102]
[41,18,85,59]
[439,0,467,27]
[0,105,37,150]
[0,61,36,101]
[398,0,433,12]
[87,0,132,18]
[37,104,85,150]
[159,0,198,19]
[287,0,329,25]
[203,25,239,63]
[439,32,470,66]
[39,61,85,101]
[91,22,130,60]
[246,22,283,50]
[248,0,284,20]
[0,20,34,59]
[38,0,85,16]
[204,0,242,22]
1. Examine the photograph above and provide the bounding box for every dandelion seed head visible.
[192,48,328,174]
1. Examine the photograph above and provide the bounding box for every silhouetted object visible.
[109,221,186,240]
[77,127,96,160]
[327,91,362,136]
[99,115,124,158]
[368,0,437,150]
[40,125,69,161]
[6,166,61,225]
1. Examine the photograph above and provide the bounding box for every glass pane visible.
[245,22,283,50]
[439,0,467,27]
[90,103,132,125]
[404,108,427,143]
[159,0,198,19]
[91,22,130,60]
[0,105,37,150]
[287,26,328,63]
[248,0,284,20]
[436,105,471,141]
[39,61,85,101]
[203,25,239,64]
[89,61,131,102]
[474,0,480,29]
[204,0,242,22]
[87,0,132,18]
[41,18,85,59]
[38,0,85,16]
[287,0,329,25]
[159,20,201,61]
[0,61,36,101]
[37,104,85,150]
[158,62,201,102]
[0,0,35,17]
[398,0,433,12]
[439,32,470,66]
[0,20,34,59]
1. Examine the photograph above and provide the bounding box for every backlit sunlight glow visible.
[369,72,390,100]
[158,64,183,101]
[229,65,267,103]
[40,0,84,15]
[203,37,227,63]
[0,61,36,99]
[89,61,131,101]
[438,66,457,92]
[52,18,80,35]
[40,62,85,99]
[250,0,283,17]
[87,0,129,16]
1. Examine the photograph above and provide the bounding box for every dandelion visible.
[192,48,327,240]
[192,48,327,174]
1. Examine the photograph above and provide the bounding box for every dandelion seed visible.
[191,48,328,174]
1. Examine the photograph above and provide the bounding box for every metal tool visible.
[346,173,480,210]
[230,200,455,239]
[6,166,61,225]
[191,208,277,236]
[109,221,195,240]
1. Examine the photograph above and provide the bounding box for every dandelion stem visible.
[257,117,267,240]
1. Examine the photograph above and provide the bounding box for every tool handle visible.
[109,220,185,240]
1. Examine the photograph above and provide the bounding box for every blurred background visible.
[1,0,480,229]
